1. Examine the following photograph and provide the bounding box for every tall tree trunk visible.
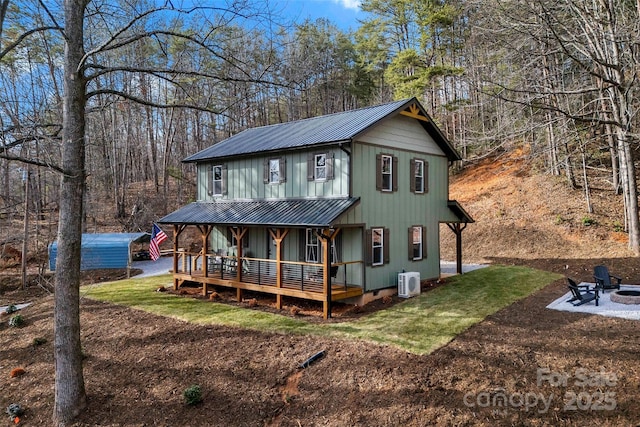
[54,0,88,424]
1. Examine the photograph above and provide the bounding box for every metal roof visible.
[183,98,460,162]
[49,233,150,271]
[447,200,475,223]
[158,198,360,228]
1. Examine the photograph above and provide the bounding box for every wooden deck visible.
[172,253,364,318]
[174,270,363,301]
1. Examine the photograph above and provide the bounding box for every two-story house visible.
[158,97,473,318]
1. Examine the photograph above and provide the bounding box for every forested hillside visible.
[2,1,639,422]
[2,0,637,275]
[440,147,632,263]
[2,0,638,253]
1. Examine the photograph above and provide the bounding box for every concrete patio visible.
[546,283,640,321]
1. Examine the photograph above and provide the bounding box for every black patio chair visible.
[567,278,599,306]
[593,265,622,292]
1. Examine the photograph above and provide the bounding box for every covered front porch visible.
[159,198,363,318]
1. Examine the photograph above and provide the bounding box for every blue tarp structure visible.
[49,233,150,271]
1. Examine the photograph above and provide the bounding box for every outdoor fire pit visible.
[610,290,640,305]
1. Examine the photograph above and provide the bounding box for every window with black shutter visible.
[307,152,334,181]
[376,153,397,192]
[367,227,389,266]
[208,164,227,197]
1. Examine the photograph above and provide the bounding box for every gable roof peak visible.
[184,97,459,162]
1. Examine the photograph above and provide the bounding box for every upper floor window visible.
[366,227,389,266]
[382,155,392,190]
[409,226,426,261]
[376,153,397,192]
[410,159,428,194]
[307,152,334,181]
[264,157,286,184]
[207,164,227,196]
[315,154,327,180]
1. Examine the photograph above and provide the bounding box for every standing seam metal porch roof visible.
[183,98,460,162]
[157,198,360,228]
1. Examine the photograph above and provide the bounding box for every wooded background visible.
[1,0,639,253]
[1,1,638,423]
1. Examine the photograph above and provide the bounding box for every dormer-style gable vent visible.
[399,102,429,122]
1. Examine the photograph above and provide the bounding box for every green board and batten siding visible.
[337,115,451,290]
[196,113,454,292]
[196,148,350,200]
[198,147,351,267]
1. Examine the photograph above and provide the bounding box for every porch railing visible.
[174,251,361,292]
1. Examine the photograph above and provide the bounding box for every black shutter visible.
[221,164,228,196]
[298,229,306,261]
[425,161,429,193]
[375,154,382,190]
[307,153,315,181]
[326,152,334,180]
[383,228,390,263]
[207,165,213,196]
[365,228,373,265]
[408,227,414,260]
[263,159,269,183]
[279,157,286,183]
[422,226,427,259]
[409,159,416,193]
[392,156,398,192]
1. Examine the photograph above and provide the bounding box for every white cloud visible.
[334,0,361,11]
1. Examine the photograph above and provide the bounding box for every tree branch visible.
[0,25,61,60]
[0,150,65,174]
[85,88,223,113]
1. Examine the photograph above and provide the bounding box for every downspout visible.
[339,141,352,197]
[339,140,366,293]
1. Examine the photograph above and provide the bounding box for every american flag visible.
[149,223,168,261]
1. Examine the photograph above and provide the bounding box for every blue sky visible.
[275,0,363,30]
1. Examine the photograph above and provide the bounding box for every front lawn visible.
[81,265,561,355]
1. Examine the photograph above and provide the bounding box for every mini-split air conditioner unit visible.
[398,272,421,298]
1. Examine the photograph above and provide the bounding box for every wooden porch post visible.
[268,228,289,310]
[228,226,248,301]
[318,228,340,319]
[172,225,187,290]
[447,222,467,275]
[199,225,213,296]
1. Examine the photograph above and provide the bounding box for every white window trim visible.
[269,159,280,184]
[305,228,337,263]
[372,227,384,266]
[211,165,223,196]
[412,226,423,260]
[305,229,320,263]
[415,160,424,193]
[381,155,393,192]
[314,154,327,182]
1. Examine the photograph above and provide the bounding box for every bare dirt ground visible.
[2,151,640,426]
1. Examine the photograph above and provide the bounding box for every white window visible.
[414,160,424,193]
[269,159,280,183]
[381,155,392,191]
[208,164,226,196]
[315,154,326,181]
[211,165,223,196]
[305,229,320,263]
[372,227,384,266]
[305,228,338,263]
[412,226,423,260]
[264,158,286,184]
